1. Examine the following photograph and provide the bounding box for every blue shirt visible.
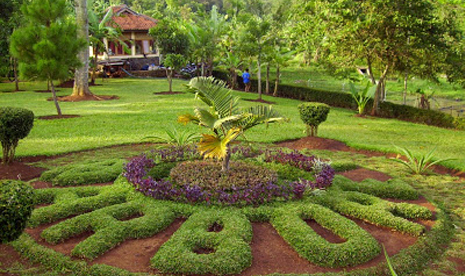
[242,72,250,84]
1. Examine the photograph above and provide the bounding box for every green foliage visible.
[39,159,125,186]
[349,80,376,115]
[255,161,314,181]
[149,19,190,56]
[333,176,419,200]
[0,180,35,243]
[314,190,431,236]
[170,160,278,189]
[9,0,85,82]
[384,246,398,276]
[298,102,330,137]
[330,161,358,172]
[152,210,252,275]
[453,117,465,130]
[271,203,381,267]
[0,107,34,164]
[145,127,199,148]
[147,161,178,179]
[392,146,453,175]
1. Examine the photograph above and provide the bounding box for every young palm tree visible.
[179,76,287,171]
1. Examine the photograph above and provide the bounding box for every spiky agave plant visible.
[392,145,453,175]
[179,76,287,171]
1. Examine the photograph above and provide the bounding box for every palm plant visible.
[179,76,287,171]
[392,145,453,175]
[349,80,377,115]
[144,127,200,148]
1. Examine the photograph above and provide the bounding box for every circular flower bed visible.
[124,146,335,206]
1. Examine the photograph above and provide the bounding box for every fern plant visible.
[392,145,452,175]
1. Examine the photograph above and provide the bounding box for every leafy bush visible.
[0,107,34,164]
[333,176,419,200]
[40,159,125,186]
[349,80,376,115]
[454,117,465,130]
[152,210,252,275]
[0,180,35,243]
[170,160,278,190]
[271,203,381,267]
[298,102,330,136]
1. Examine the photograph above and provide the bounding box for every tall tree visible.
[149,19,190,92]
[72,0,93,97]
[10,0,85,116]
[238,15,271,100]
[309,0,455,115]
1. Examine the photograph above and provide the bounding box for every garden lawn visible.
[0,78,464,171]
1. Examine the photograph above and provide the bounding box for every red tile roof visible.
[109,5,157,31]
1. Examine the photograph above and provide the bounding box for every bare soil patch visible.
[0,162,45,181]
[50,95,119,102]
[339,167,392,182]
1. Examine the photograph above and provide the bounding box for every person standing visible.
[242,69,251,92]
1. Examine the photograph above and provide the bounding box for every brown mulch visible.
[0,162,46,181]
[51,95,119,102]
[0,137,463,275]
[154,91,184,95]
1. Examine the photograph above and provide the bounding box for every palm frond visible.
[198,128,241,159]
[186,76,240,118]
[238,105,288,131]
[177,113,200,125]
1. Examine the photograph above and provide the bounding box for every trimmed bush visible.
[0,107,34,164]
[40,159,125,186]
[333,176,419,200]
[271,203,381,267]
[298,102,330,137]
[314,190,431,236]
[0,180,35,243]
[152,210,252,275]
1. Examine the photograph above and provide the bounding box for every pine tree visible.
[9,0,85,116]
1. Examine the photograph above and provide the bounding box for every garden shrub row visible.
[214,70,463,130]
[42,200,176,260]
[151,209,253,275]
[332,175,419,200]
[313,190,432,236]
[271,203,380,267]
[30,185,128,227]
[39,159,125,186]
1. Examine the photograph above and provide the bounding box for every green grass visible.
[1,78,464,171]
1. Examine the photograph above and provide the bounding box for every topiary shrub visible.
[0,180,35,243]
[298,102,330,137]
[0,107,34,164]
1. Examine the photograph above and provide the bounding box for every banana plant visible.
[179,76,287,171]
[349,80,376,115]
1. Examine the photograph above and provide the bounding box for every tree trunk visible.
[50,81,62,116]
[90,46,99,85]
[13,58,19,91]
[221,144,231,171]
[366,57,376,85]
[257,59,262,100]
[229,67,237,89]
[371,65,390,116]
[167,69,173,92]
[72,0,92,97]
[273,65,280,97]
[265,63,270,94]
[403,71,408,105]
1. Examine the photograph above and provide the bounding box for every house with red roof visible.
[96,5,159,63]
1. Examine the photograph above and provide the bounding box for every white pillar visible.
[131,32,136,56]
